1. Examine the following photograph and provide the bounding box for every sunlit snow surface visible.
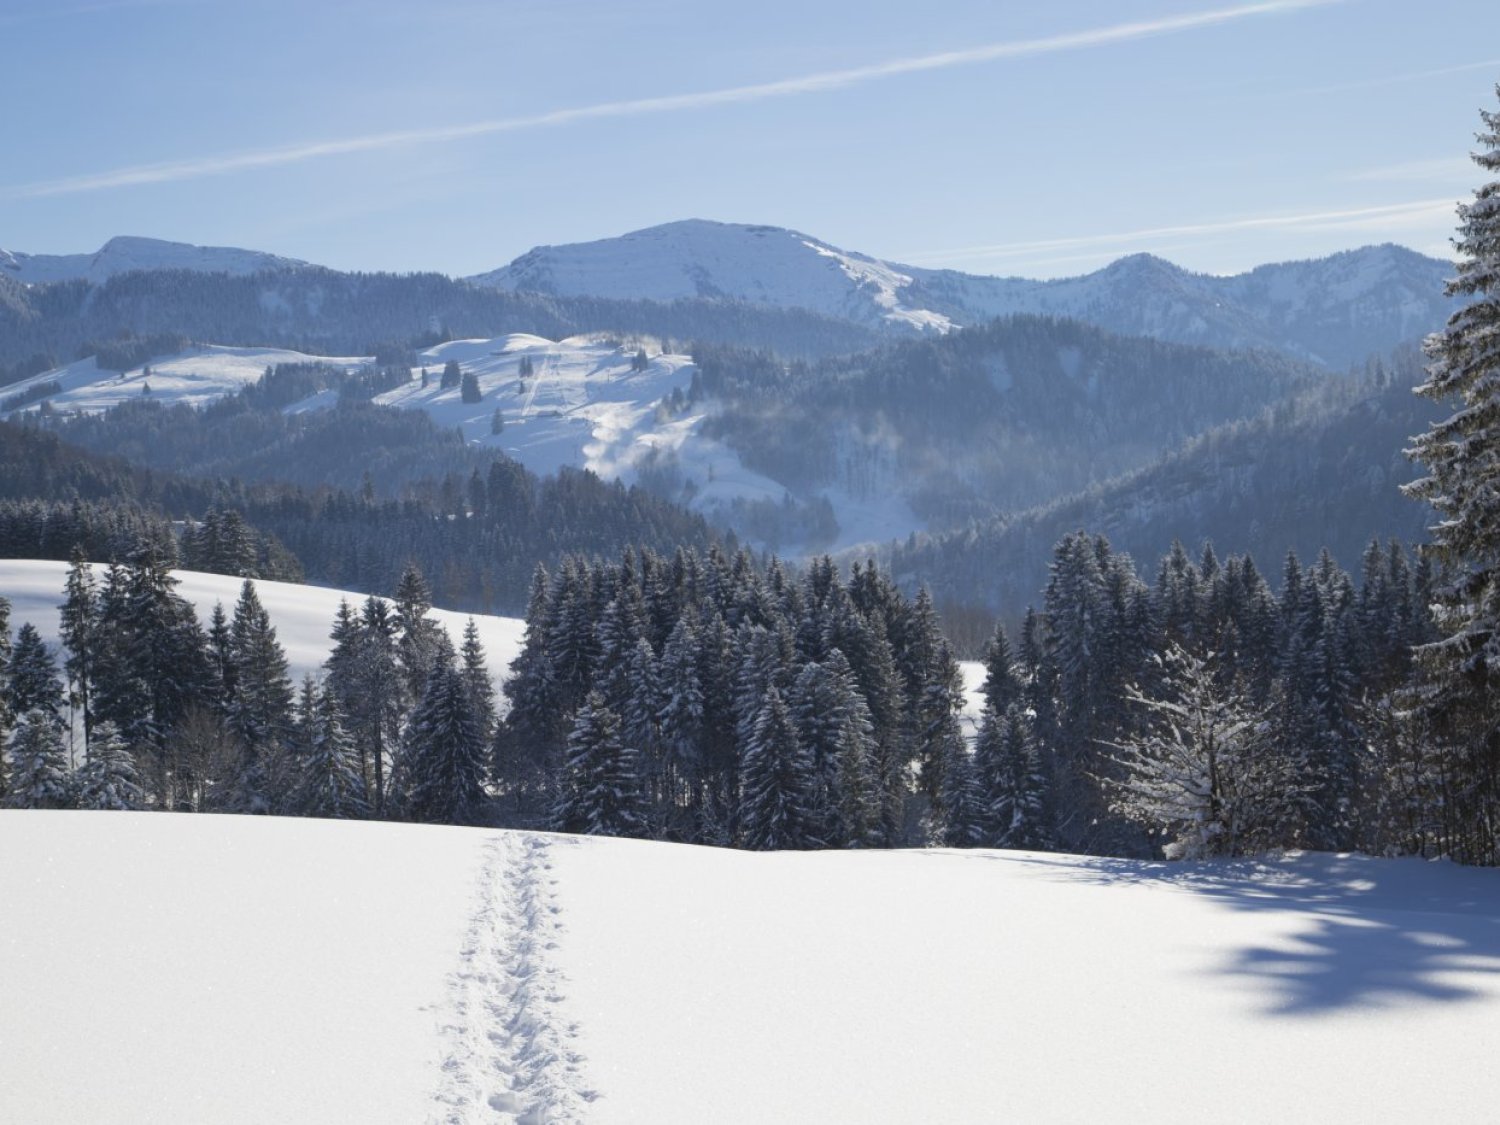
[3,813,1499,1124]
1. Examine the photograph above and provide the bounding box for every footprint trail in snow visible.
[434,833,596,1124]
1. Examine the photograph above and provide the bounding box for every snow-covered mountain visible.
[0,235,309,285]
[471,220,1454,368]
[4,811,1499,1123]
[470,219,954,333]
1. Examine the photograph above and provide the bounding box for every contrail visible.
[2,0,1338,199]
[903,198,1460,265]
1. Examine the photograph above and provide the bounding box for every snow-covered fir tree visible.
[3,709,73,809]
[399,654,487,825]
[298,683,370,820]
[738,686,820,850]
[1404,85,1500,864]
[554,690,648,838]
[4,623,64,730]
[74,721,145,811]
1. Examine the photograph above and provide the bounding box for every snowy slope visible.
[3,813,1499,1124]
[0,560,526,692]
[0,344,366,415]
[0,235,309,286]
[0,330,914,551]
[471,221,1454,367]
[470,220,955,333]
[377,333,919,550]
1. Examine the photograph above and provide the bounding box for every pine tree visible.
[3,710,73,809]
[0,595,11,774]
[298,684,370,820]
[1404,86,1500,864]
[399,658,487,825]
[393,563,441,705]
[5,623,64,730]
[937,723,983,848]
[974,703,1052,850]
[74,721,144,811]
[553,691,648,838]
[739,686,820,850]
[460,370,482,403]
[58,547,100,756]
[459,618,496,740]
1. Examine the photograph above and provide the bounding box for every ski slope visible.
[3,812,1498,1123]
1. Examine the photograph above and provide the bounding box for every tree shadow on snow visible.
[943,849,1500,1016]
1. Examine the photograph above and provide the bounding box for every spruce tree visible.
[459,618,496,740]
[299,684,370,820]
[554,690,648,838]
[3,710,73,809]
[5,624,64,730]
[58,548,100,756]
[400,657,487,825]
[1404,86,1500,863]
[74,721,144,811]
[739,686,819,850]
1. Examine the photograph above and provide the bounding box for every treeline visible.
[0,267,881,371]
[4,531,1468,865]
[0,553,497,821]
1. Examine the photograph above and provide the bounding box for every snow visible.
[0,235,308,286]
[0,560,526,693]
[3,812,1499,1123]
[1,344,366,416]
[1,332,916,551]
[468,219,956,334]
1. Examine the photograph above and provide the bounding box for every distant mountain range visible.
[2,221,1457,369]
[0,235,309,286]
[469,219,1456,368]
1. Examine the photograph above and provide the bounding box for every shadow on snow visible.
[940,849,1500,1016]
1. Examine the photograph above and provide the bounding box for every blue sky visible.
[2,0,1497,278]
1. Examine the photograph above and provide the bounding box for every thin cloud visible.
[2,0,1338,200]
[904,198,1461,266]
[1347,157,1478,183]
[1278,57,1500,99]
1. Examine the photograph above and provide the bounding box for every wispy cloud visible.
[1277,57,1500,98]
[1347,157,1478,183]
[1,0,1338,200]
[904,198,1461,266]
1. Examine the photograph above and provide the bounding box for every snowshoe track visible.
[434,833,596,1124]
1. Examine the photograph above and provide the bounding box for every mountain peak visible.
[0,236,311,286]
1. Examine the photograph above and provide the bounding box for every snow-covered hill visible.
[471,220,1454,367]
[0,235,309,286]
[1,560,526,692]
[1,343,367,413]
[1,333,918,551]
[470,220,955,334]
[3,812,1497,1124]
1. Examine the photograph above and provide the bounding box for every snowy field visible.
[3,811,1499,1123]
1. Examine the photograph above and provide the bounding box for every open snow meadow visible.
[2,811,1499,1124]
